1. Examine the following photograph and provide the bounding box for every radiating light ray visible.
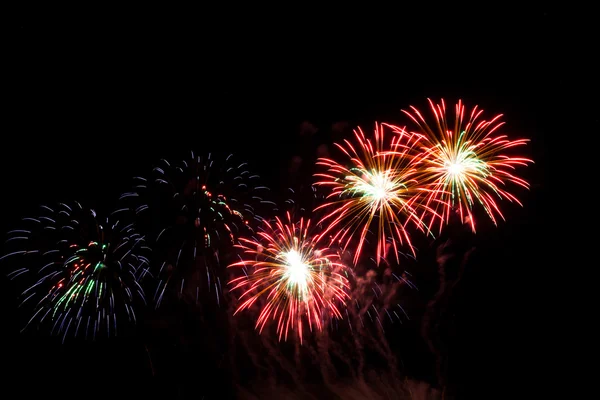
[402,98,533,232]
[228,212,350,344]
[314,123,436,265]
[1,202,150,340]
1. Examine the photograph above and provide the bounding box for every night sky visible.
[1,9,564,399]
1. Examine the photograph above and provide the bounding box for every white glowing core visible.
[356,170,395,201]
[447,162,464,176]
[284,250,309,286]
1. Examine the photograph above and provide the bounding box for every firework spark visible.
[1,202,150,341]
[118,151,272,307]
[402,98,533,232]
[314,123,435,266]
[228,212,350,343]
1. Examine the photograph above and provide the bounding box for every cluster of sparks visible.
[402,99,533,233]
[2,202,150,341]
[315,123,435,266]
[228,212,350,343]
[118,152,271,307]
[311,99,533,265]
[1,99,533,343]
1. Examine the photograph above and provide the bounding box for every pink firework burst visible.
[228,212,350,343]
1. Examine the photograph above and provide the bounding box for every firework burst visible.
[314,123,435,266]
[1,202,150,341]
[118,151,272,307]
[228,212,350,344]
[402,98,533,232]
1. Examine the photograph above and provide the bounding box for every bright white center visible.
[368,171,393,200]
[284,250,309,286]
[373,186,387,200]
[447,162,464,176]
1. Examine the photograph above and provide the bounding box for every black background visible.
[1,6,579,399]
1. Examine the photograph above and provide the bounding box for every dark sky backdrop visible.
[0,8,569,399]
